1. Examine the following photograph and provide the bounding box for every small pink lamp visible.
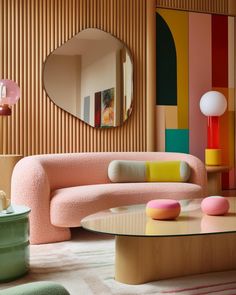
[199,91,227,165]
[0,79,20,116]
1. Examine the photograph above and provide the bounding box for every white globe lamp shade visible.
[199,91,227,116]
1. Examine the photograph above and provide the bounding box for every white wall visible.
[81,51,117,126]
[44,54,81,117]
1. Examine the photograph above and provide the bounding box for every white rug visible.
[1,228,236,295]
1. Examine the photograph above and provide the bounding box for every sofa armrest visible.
[11,157,70,244]
[181,154,207,197]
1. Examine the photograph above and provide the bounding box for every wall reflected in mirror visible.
[43,28,133,127]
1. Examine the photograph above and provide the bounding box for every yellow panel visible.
[228,111,235,167]
[157,9,189,129]
[165,106,178,128]
[156,106,165,152]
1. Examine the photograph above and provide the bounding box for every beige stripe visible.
[156,106,165,152]
[165,106,178,129]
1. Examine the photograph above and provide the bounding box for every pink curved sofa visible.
[11,152,207,244]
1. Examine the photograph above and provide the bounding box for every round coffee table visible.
[81,198,236,284]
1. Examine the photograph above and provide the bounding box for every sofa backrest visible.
[24,152,206,192]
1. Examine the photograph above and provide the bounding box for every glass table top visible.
[81,197,236,237]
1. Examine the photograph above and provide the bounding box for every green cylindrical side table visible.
[0,205,30,282]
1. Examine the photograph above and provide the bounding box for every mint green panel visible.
[165,129,189,153]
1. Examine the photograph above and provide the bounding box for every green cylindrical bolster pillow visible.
[108,160,191,182]
[0,281,70,295]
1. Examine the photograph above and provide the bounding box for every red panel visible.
[212,15,228,87]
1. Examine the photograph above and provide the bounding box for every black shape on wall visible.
[156,13,177,106]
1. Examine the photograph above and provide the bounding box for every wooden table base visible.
[115,233,236,284]
[206,165,229,196]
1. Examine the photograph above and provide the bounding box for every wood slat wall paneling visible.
[229,0,236,16]
[0,0,147,156]
[157,0,230,15]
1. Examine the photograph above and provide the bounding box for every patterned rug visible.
[1,228,236,295]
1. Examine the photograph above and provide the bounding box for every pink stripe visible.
[159,280,236,294]
[196,285,236,295]
[189,12,211,162]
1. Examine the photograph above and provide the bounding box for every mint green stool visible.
[0,205,30,282]
[0,281,70,295]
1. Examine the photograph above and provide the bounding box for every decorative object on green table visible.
[0,204,31,282]
[0,190,8,211]
[0,79,20,116]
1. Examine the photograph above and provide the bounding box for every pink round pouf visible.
[201,196,229,216]
[146,199,181,220]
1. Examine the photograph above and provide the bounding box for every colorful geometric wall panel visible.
[165,129,189,154]
[156,8,235,189]
[156,13,177,106]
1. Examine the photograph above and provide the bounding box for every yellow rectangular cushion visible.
[145,161,189,182]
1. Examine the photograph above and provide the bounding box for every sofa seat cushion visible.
[50,182,203,227]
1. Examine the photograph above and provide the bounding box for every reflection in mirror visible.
[43,28,133,127]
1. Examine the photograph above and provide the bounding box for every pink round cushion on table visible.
[146,199,181,220]
[201,196,229,216]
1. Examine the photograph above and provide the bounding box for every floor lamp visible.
[199,90,227,166]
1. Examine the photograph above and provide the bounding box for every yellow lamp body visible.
[205,149,221,166]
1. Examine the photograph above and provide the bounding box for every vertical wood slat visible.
[0,0,147,156]
[156,0,230,15]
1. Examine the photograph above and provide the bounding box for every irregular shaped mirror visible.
[43,28,133,127]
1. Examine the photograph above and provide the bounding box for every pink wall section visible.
[189,13,212,163]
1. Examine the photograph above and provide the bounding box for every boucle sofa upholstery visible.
[11,152,207,244]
